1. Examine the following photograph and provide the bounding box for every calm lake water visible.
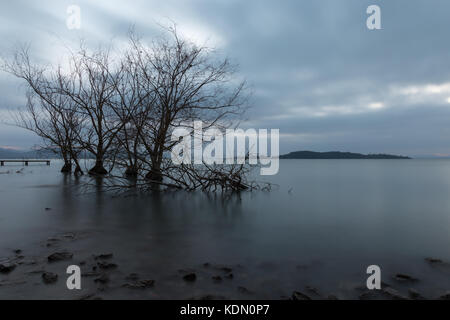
[0,159,449,299]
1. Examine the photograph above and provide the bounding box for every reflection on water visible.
[0,159,450,299]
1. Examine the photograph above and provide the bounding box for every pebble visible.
[42,272,58,284]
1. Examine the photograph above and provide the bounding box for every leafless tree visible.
[2,47,85,174]
[122,27,247,186]
[57,47,126,175]
[2,26,261,192]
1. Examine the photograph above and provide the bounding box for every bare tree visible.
[57,47,126,175]
[123,27,247,186]
[2,26,259,192]
[2,47,85,174]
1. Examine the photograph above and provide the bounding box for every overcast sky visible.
[1,0,450,157]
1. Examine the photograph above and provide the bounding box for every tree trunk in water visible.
[89,160,107,175]
[125,165,138,178]
[74,165,84,176]
[73,158,83,176]
[145,170,163,182]
[61,161,72,173]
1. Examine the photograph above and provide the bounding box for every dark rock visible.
[123,279,155,289]
[306,286,321,296]
[94,274,109,284]
[359,291,382,300]
[292,291,311,300]
[79,261,86,266]
[408,289,426,300]
[440,292,450,300]
[82,272,101,277]
[125,273,140,281]
[203,263,211,268]
[13,249,22,254]
[212,276,223,282]
[189,294,227,300]
[0,262,16,273]
[327,294,339,300]
[425,257,443,264]
[26,269,45,275]
[425,257,450,269]
[183,273,197,282]
[97,262,117,270]
[47,251,73,262]
[393,273,418,282]
[237,286,253,294]
[42,272,58,284]
[78,294,103,300]
[382,287,408,300]
[78,294,96,300]
[220,267,233,273]
[45,208,52,211]
[225,273,234,279]
[94,253,113,260]
[139,279,155,287]
[199,294,226,300]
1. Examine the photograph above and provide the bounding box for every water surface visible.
[1,159,449,299]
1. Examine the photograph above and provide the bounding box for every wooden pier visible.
[0,159,51,166]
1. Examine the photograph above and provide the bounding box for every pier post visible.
[1,161,3,166]
[25,161,28,166]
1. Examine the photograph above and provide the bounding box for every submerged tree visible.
[3,47,85,174]
[121,27,247,186]
[2,26,261,192]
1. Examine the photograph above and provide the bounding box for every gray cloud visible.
[1,0,450,156]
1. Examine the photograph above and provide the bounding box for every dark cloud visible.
[1,0,450,155]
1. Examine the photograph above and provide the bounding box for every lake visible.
[0,159,449,299]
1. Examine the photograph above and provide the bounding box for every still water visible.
[0,159,449,299]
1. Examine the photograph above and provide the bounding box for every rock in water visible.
[123,279,155,289]
[47,251,73,262]
[408,289,426,300]
[94,253,113,260]
[237,286,253,294]
[393,274,418,282]
[382,287,408,300]
[94,274,110,284]
[0,262,16,273]
[42,272,58,284]
[125,273,140,281]
[425,257,443,264]
[97,262,117,270]
[183,273,197,282]
[440,292,450,300]
[292,291,311,300]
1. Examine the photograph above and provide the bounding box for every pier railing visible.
[0,159,51,166]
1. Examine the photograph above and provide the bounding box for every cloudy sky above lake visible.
[1,0,450,157]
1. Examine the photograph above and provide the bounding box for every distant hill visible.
[280,151,411,159]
